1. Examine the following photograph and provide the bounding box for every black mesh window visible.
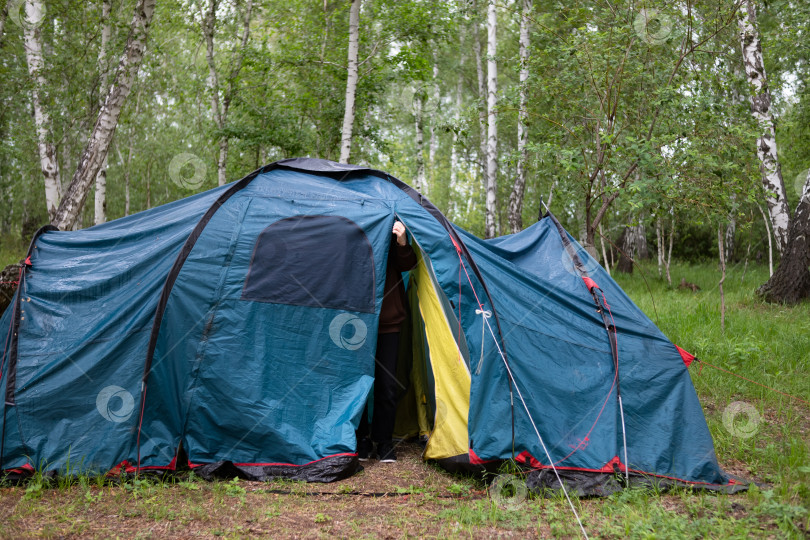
[241,215,376,313]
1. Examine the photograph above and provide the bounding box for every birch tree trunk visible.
[738,0,790,253]
[429,51,439,170]
[758,172,810,304]
[656,216,663,278]
[471,1,487,180]
[484,0,498,239]
[508,0,531,234]
[94,0,112,225]
[203,0,253,186]
[23,0,61,221]
[666,217,674,286]
[718,225,726,332]
[339,0,361,164]
[51,0,157,230]
[414,89,425,192]
[449,49,463,218]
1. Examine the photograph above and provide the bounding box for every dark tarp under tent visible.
[0,158,747,495]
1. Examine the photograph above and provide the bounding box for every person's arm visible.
[392,221,417,271]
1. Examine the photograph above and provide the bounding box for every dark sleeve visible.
[393,241,417,272]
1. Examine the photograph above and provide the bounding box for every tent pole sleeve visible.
[136,163,273,468]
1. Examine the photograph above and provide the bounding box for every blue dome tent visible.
[0,158,745,494]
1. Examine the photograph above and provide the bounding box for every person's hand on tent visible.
[393,221,408,246]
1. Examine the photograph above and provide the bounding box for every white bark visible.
[471,1,487,179]
[203,0,254,186]
[414,88,425,192]
[666,215,674,285]
[94,0,112,225]
[484,0,498,238]
[738,0,790,253]
[23,0,61,221]
[508,0,531,234]
[429,52,439,168]
[339,0,361,164]
[52,0,157,230]
[656,216,663,278]
[449,49,463,218]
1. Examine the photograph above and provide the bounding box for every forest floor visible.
[0,237,808,538]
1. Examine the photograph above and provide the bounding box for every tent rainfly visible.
[0,158,747,495]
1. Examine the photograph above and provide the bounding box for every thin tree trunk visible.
[718,225,726,332]
[203,0,254,185]
[758,173,810,304]
[656,216,663,278]
[634,222,649,259]
[484,0,498,239]
[94,0,112,225]
[725,218,736,263]
[508,0,531,234]
[51,0,157,230]
[449,48,463,218]
[414,88,425,192]
[666,217,674,285]
[339,0,361,163]
[546,178,557,209]
[738,0,790,253]
[429,50,439,170]
[471,0,487,181]
[23,0,61,221]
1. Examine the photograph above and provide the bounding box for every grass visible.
[0,258,808,538]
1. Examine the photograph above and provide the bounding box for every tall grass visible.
[614,260,810,512]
